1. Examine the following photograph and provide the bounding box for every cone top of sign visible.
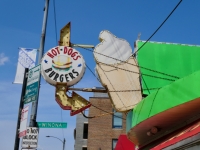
[93,30,142,112]
[94,30,132,64]
[41,46,86,86]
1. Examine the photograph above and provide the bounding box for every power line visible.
[68,90,126,120]
[98,64,128,110]
[53,0,58,45]
[74,44,179,80]
[134,0,183,55]
[98,62,176,81]
[52,0,65,139]
[148,89,159,118]
[108,88,160,92]
[81,110,114,119]
[85,63,156,92]
[85,63,101,83]
[90,103,126,120]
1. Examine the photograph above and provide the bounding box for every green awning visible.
[137,41,200,95]
[132,69,200,126]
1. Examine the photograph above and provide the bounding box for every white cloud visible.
[0,53,9,65]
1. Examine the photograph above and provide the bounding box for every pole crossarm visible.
[71,43,95,48]
[68,87,107,93]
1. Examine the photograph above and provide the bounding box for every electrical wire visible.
[85,63,101,83]
[81,111,114,119]
[53,0,58,45]
[85,61,161,92]
[98,64,128,110]
[68,90,126,120]
[148,89,159,118]
[84,59,161,92]
[52,0,65,139]
[74,44,179,80]
[134,0,183,55]
[90,103,126,120]
[98,62,176,81]
[81,111,95,119]
[71,0,183,80]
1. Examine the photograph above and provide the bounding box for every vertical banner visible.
[14,48,37,84]
[19,105,29,138]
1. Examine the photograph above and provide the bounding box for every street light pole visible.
[63,138,65,150]
[46,136,65,150]
[29,0,49,127]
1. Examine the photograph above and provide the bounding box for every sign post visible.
[24,65,40,104]
[22,127,39,149]
[14,68,29,150]
[19,106,29,138]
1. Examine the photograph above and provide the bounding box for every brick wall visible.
[87,97,126,150]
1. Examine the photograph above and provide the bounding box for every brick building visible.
[74,88,126,150]
[87,96,126,150]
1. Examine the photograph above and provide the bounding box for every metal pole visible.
[63,138,65,150]
[14,68,29,150]
[29,0,49,127]
[67,87,107,93]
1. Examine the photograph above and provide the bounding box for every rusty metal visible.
[54,22,92,115]
[55,84,91,116]
[59,22,71,47]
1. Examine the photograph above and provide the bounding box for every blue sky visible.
[0,0,200,150]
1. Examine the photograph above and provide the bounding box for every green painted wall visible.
[137,41,200,95]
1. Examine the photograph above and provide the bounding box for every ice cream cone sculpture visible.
[93,30,142,112]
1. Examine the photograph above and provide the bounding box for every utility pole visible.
[14,68,29,150]
[29,0,49,127]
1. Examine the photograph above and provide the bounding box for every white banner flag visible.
[14,48,37,84]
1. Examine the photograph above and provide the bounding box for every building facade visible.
[87,95,126,150]
[74,89,126,150]
[74,111,88,150]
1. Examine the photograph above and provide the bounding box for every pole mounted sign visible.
[41,46,85,86]
[22,127,39,149]
[19,106,29,138]
[40,22,91,116]
[37,122,67,128]
[24,65,41,104]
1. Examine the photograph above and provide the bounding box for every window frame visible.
[112,139,118,150]
[83,123,88,139]
[82,147,87,150]
[112,109,123,129]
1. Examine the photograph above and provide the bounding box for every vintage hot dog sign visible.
[41,46,86,86]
